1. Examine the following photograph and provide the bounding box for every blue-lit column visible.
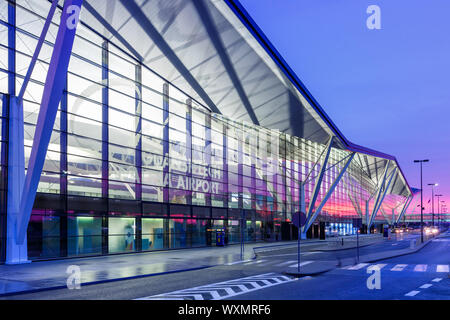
[0,96,7,263]
[8,0,15,96]
[185,99,193,206]
[135,65,142,201]
[5,0,27,264]
[251,131,256,212]
[162,83,169,203]
[222,122,228,209]
[135,64,142,251]
[205,113,212,207]
[101,40,109,254]
[60,79,68,258]
[237,125,244,242]
[222,122,229,242]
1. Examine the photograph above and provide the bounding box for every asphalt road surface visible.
[1,231,448,300]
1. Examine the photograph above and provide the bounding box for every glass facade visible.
[0,0,410,262]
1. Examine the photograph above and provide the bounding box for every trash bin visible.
[216,229,225,246]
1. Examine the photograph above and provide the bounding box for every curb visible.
[283,266,336,278]
[358,237,433,264]
[0,265,212,298]
[284,236,435,277]
[312,240,382,252]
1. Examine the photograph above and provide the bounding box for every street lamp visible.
[436,194,443,228]
[414,159,429,243]
[428,183,438,226]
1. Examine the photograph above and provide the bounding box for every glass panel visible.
[142,218,164,250]
[68,216,102,256]
[108,217,136,253]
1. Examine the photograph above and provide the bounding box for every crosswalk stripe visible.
[368,264,387,270]
[226,259,253,265]
[419,284,432,289]
[414,264,427,272]
[275,260,297,266]
[179,290,222,299]
[405,290,420,297]
[347,263,369,270]
[301,252,319,256]
[288,260,313,268]
[432,278,442,282]
[391,264,408,271]
[436,265,449,272]
[243,259,267,265]
[257,260,282,266]
[135,272,296,300]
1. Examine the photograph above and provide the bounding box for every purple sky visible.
[240,0,450,215]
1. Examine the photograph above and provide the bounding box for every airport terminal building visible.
[0,0,413,263]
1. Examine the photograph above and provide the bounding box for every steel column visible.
[304,137,333,228]
[5,96,26,263]
[396,196,412,224]
[16,0,84,245]
[303,152,355,232]
[368,167,397,228]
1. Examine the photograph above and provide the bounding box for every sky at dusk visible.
[240,0,450,215]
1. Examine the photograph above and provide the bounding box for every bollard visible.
[410,239,416,249]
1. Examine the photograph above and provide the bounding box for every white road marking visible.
[436,265,449,273]
[288,260,313,268]
[226,259,253,265]
[371,263,387,270]
[405,290,420,297]
[414,264,428,272]
[391,264,408,271]
[432,278,442,282]
[135,272,297,300]
[419,284,432,289]
[274,260,298,267]
[301,251,320,256]
[244,259,266,265]
[347,263,369,270]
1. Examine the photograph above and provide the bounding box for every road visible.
[1,231,448,300]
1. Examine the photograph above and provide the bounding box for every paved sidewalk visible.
[283,233,444,277]
[0,233,419,296]
[0,239,324,296]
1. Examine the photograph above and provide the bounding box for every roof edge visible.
[224,0,413,196]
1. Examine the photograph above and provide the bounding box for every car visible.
[391,228,404,234]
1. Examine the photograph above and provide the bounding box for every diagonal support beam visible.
[348,191,362,218]
[192,0,259,125]
[396,196,413,224]
[368,167,397,228]
[303,152,355,232]
[16,0,84,244]
[379,208,391,225]
[18,0,59,101]
[367,160,390,219]
[304,137,333,224]
[119,0,221,115]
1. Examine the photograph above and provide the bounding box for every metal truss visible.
[395,195,413,224]
[6,0,83,264]
[118,0,221,115]
[303,136,355,232]
[367,160,397,229]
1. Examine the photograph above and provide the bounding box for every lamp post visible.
[428,183,438,226]
[436,194,443,228]
[414,159,429,243]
